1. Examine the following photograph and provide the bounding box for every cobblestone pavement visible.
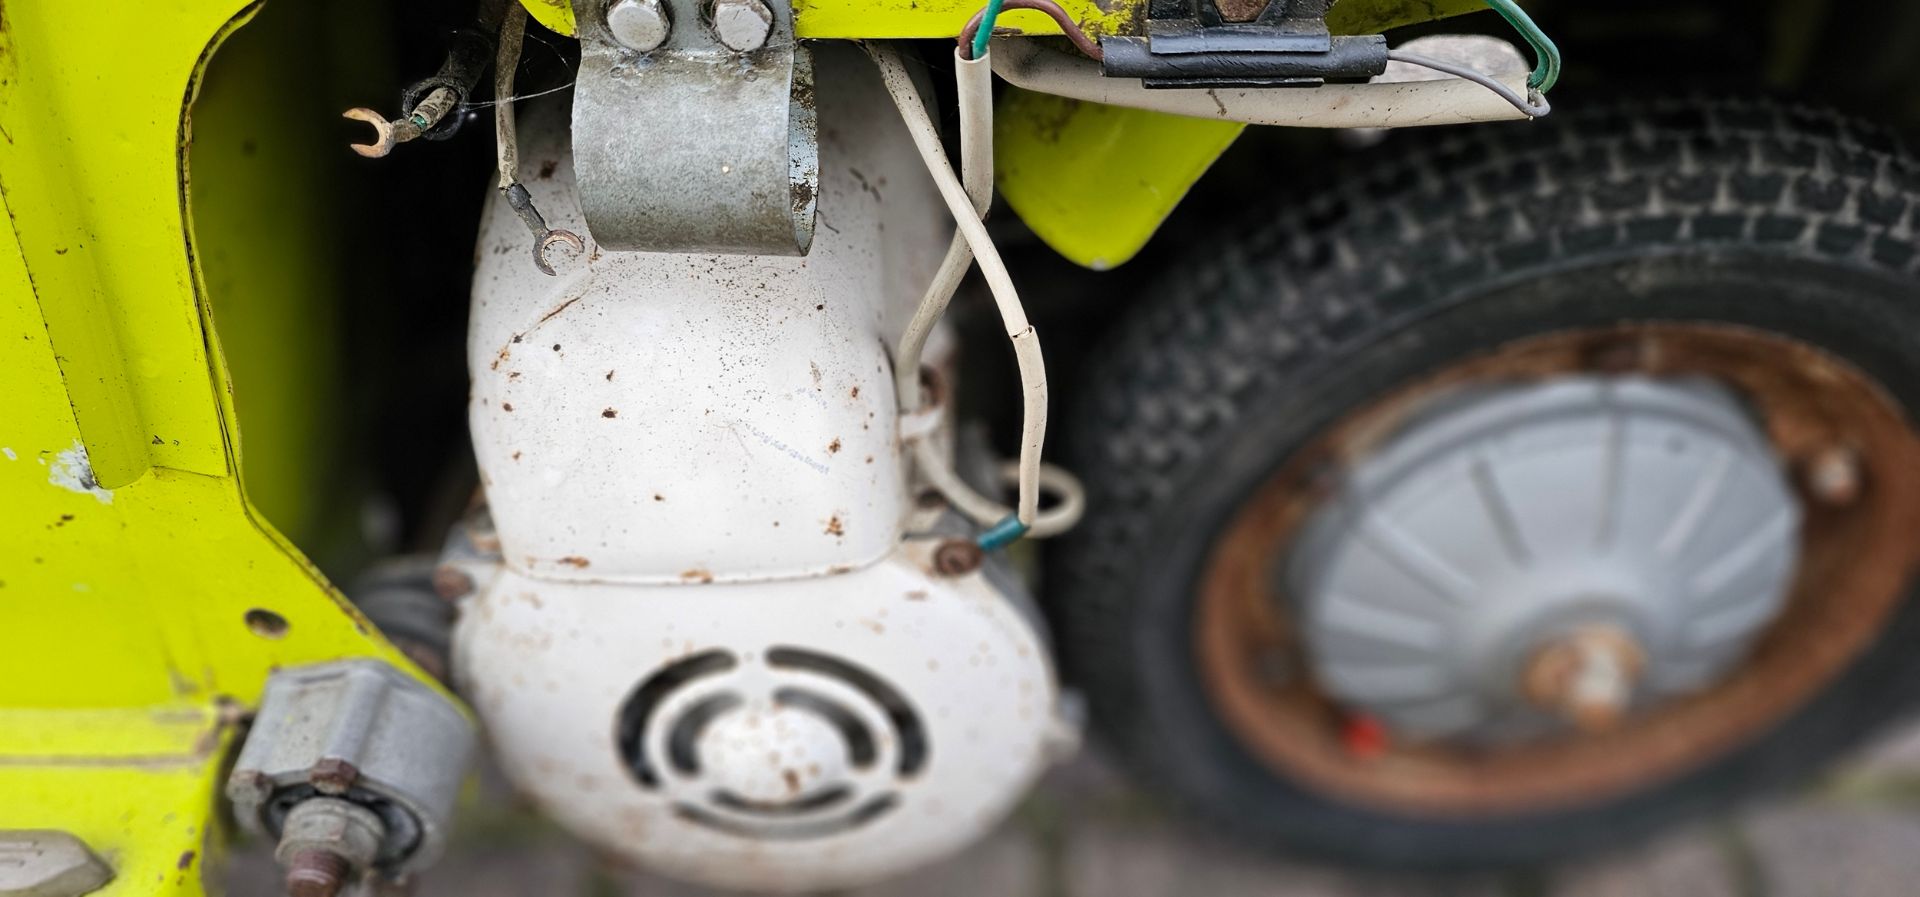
[225,723,1920,897]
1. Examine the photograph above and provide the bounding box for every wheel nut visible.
[932,539,984,577]
[605,0,671,52]
[1805,446,1862,505]
[709,0,773,52]
[1522,626,1645,733]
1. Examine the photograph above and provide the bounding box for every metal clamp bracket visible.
[573,0,819,255]
[1102,0,1388,88]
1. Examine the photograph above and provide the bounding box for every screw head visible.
[932,539,984,577]
[605,0,671,52]
[709,0,773,52]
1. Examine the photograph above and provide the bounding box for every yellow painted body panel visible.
[0,1,444,892]
[996,90,1245,270]
[522,0,1134,39]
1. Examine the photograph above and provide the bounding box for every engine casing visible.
[452,47,1070,892]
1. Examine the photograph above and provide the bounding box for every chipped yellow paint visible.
[0,1,450,893]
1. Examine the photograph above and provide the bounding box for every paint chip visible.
[49,439,112,504]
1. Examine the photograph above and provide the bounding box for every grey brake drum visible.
[1287,376,1800,742]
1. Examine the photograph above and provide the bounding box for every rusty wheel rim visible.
[1196,322,1920,816]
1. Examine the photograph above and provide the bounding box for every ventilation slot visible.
[615,649,737,788]
[767,646,928,776]
[674,794,900,840]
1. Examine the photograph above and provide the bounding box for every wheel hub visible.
[1287,376,1801,742]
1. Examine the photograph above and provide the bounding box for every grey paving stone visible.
[1548,825,1742,897]
[414,840,597,897]
[596,814,1041,897]
[1062,821,1511,897]
[1741,803,1920,897]
[1835,718,1920,781]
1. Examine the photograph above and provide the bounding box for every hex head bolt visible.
[606,0,672,52]
[709,0,773,52]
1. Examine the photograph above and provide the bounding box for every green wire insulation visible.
[971,0,1005,60]
[1482,0,1560,92]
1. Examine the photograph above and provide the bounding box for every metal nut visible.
[273,798,387,897]
[605,0,671,52]
[709,0,773,52]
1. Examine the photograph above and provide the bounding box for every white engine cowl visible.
[452,47,1072,892]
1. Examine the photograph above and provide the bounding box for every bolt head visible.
[606,0,671,52]
[932,539,984,577]
[710,0,773,52]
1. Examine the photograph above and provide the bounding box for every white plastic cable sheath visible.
[868,42,1045,528]
[990,39,1534,128]
[895,48,995,412]
[909,439,1086,538]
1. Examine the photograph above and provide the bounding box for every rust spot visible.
[815,304,825,311]
[850,386,860,398]
[508,371,522,380]
[552,343,562,352]
[558,556,591,568]
[681,569,715,584]
[602,408,619,418]
[782,769,801,793]
[865,455,874,464]
[606,369,616,381]
[308,758,359,794]
[512,451,523,461]
[177,851,196,871]
[653,493,665,501]
[502,402,514,412]
[824,515,845,537]
[905,590,929,601]
[827,438,842,454]
[537,295,582,325]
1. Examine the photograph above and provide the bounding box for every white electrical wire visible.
[1385,49,1550,118]
[867,42,1046,530]
[895,48,994,413]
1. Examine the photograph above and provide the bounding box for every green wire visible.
[970,0,1005,60]
[1482,0,1560,93]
